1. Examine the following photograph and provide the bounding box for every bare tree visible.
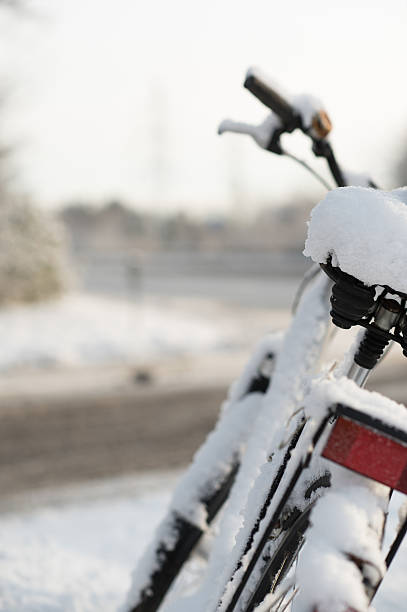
[0,1,69,304]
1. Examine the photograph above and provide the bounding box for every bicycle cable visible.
[291,263,322,314]
[283,150,333,191]
[282,149,333,313]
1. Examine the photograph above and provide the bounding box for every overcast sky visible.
[1,0,407,215]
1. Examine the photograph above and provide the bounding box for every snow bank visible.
[0,473,178,612]
[0,293,239,371]
[0,530,125,612]
[304,186,407,293]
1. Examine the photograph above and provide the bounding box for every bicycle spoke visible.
[254,578,295,612]
[279,587,299,612]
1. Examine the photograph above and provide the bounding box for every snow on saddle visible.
[304,186,407,294]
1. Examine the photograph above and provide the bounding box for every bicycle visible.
[122,67,407,612]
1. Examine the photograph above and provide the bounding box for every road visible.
[0,376,226,497]
[0,348,405,499]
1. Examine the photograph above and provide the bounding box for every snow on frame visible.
[292,375,403,612]
[182,273,332,612]
[304,186,407,293]
[122,332,284,611]
[305,373,407,435]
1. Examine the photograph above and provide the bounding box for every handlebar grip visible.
[244,68,298,127]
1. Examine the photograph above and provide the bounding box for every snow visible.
[0,472,179,612]
[284,373,407,612]
[305,373,407,434]
[123,273,407,612]
[123,333,284,610]
[189,272,333,612]
[304,186,407,293]
[219,67,325,150]
[218,114,282,149]
[344,170,374,188]
[291,93,325,130]
[294,478,388,612]
[2,210,407,610]
[0,293,245,372]
[0,469,405,611]
[245,66,324,130]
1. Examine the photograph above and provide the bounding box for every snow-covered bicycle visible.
[122,68,407,612]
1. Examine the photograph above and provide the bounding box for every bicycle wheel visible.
[243,504,313,612]
[125,334,283,612]
[129,464,239,612]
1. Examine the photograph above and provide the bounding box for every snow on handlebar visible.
[218,67,332,152]
[245,66,332,139]
[217,114,282,149]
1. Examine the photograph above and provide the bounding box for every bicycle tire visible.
[126,338,281,612]
[130,462,239,612]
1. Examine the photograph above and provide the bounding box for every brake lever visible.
[218,113,287,154]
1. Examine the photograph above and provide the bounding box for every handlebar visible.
[219,67,350,187]
[244,67,300,131]
[244,67,333,141]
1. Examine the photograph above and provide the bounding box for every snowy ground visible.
[0,293,232,371]
[0,472,179,612]
[0,471,405,612]
[0,290,402,397]
[0,290,406,611]
[0,292,289,372]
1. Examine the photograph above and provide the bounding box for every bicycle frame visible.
[124,69,407,612]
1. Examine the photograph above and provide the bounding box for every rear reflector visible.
[322,416,407,494]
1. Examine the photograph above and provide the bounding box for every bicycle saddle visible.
[304,186,407,295]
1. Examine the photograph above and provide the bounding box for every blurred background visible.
[0,0,407,500]
[1,2,407,609]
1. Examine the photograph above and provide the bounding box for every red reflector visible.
[322,417,407,493]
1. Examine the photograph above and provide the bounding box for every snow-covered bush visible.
[0,197,68,304]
